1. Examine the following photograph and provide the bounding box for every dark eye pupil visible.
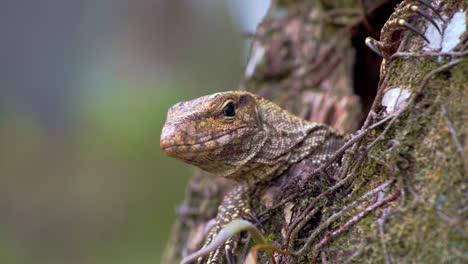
[223,102,235,117]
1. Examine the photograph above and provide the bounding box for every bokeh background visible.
[2,1,269,263]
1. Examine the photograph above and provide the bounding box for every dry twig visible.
[294,180,395,255]
[310,189,401,261]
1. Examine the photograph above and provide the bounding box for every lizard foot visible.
[181,185,272,264]
[180,219,271,264]
[365,0,442,60]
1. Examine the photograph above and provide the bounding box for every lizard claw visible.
[365,37,390,60]
[181,219,268,264]
[416,0,444,21]
[246,211,265,232]
[410,5,442,34]
[225,247,235,264]
[397,18,430,43]
[365,1,444,60]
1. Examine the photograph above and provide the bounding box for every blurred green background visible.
[2,1,269,263]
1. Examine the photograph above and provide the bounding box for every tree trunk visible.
[162,0,467,263]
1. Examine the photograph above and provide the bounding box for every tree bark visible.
[162,0,467,263]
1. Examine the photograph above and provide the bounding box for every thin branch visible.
[366,109,402,151]
[440,104,464,156]
[435,210,468,239]
[417,58,465,93]
[392,50,468,58]
[294,180,395,255]
[285,167,357,247]
[378,208,392,264]
[343,248,364,264]
[310,112,399,177]
[288,206,321,250]
[360,62,393,130]
[310,189,401,261]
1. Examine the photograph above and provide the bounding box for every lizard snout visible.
[160,119,196,158]
[160,121,181,153]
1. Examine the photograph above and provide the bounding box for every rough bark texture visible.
[162,0,467,263]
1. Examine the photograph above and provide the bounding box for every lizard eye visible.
[222,102,235,117]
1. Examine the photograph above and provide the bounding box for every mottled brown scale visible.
[160,91,344,263]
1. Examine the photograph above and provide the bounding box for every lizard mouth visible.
[160,126,255,153]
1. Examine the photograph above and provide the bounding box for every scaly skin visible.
[160,91,344,263]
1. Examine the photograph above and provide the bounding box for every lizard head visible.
[160,91,266,178]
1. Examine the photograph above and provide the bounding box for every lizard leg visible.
[365,1,442,59]
[186,219,268,264]
[195,185,255,264]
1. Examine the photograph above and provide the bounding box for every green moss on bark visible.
[329,56,467,264]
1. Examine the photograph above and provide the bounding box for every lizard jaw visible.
[160,126,256,153]
[161,126,257,160]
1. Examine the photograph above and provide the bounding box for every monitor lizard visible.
[160,91,345,263]
[159,1,444,262]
